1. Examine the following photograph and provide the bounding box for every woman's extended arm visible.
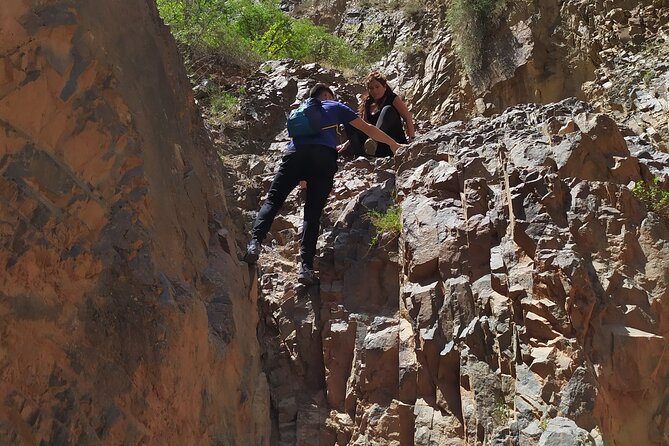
[349,117,401,154]
[392,96,415,140]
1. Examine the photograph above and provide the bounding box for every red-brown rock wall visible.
[0,1,269,444]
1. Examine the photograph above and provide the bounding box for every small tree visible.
[367,204,402,246]
[632,177,669,221]
[156,0,374,71]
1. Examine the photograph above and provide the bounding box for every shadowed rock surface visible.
[0,1,268,444]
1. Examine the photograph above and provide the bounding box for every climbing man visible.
[244,83,402,285]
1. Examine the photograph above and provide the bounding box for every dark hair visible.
[309,83,334,99]
[358,71,391,119]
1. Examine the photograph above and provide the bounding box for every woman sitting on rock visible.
[341,71,416,157]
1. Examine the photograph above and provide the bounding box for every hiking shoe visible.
[364,138,378,156]
[243,239,261,264]
[297,264,319,286]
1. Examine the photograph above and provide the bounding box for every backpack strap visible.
[321,123,342,136]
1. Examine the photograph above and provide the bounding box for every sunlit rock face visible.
[3,0,668,443]
[285,0,669,146]
[0,1,269,444]
[392,100,669,446]
[223,56,669,445]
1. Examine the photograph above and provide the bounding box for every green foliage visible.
[337,22,392,75]
[156,0,365,70]
[402,0,425,20]
[357,23,392,61]
[206,86,243,124]
[642,69,654,85]
[539,418,549,431]
[446,0,508,74]
[632,178,669,221]
[367,204,402,246]
[210,89,237,114]
[492,398,509,424]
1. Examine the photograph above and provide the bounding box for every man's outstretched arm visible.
[349,118,401,154]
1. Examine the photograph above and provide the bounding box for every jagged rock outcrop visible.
[222,56,669,444]
[0,1,269,444]
[584,23,669,151]
[253,151,405,445]
[287,0,669,152]
[394,100,668,445]
[398,0,669,127]
[205,0,669,443]
[4,0,669,444]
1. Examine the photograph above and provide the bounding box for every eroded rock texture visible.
[394,101,669,445]
[398,0,669,125]
[0,1,269,444]
[3,0,669,444]
[229,60,669,445]
[287,0,669,149]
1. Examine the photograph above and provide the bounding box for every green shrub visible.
[642,69,654,85]
[156,0,367,71]
[210,89,237,114]
[367,204,402,246]
[205,86,243,125]
[446,0,508,74]
[492,399,509,424]
[539,418,549,431]
[632,178,669,221]
[402,0,425,20]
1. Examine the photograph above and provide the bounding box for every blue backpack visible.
[287,98,334,137]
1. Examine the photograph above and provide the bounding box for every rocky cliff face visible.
[2,0,669,445]
[227,60,669,444]
[0,1,268,444]
[393,103,669,446]
[289,0,669,143]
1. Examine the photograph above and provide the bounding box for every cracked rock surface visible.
[227,60,669,445]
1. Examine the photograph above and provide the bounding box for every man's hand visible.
[389,141,402,154]
[394,144,408,156]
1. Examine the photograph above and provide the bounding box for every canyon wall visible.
[224,61,669,446]
[0,1,269,444]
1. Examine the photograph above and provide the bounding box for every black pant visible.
[344,105,407,157]
[251,144,338,268]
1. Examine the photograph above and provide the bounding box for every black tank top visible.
[366,91,398,126]
[365,91,407,147]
